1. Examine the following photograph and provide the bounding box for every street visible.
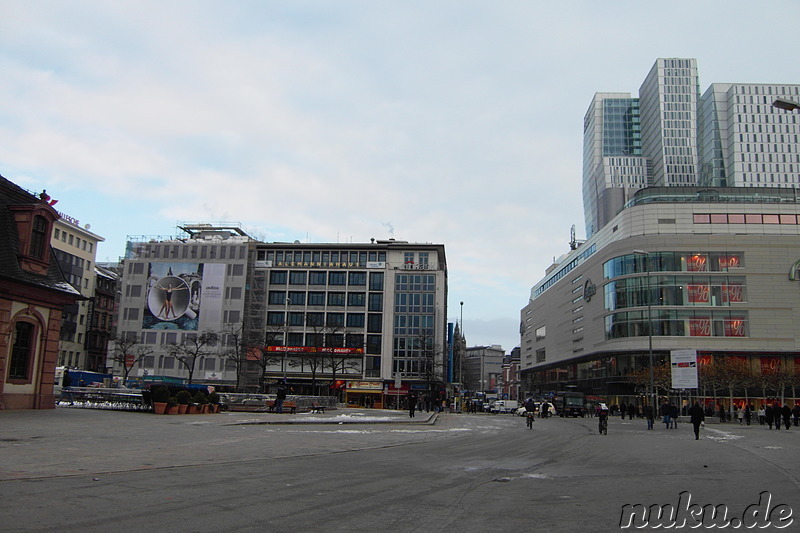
[2,409,800,532]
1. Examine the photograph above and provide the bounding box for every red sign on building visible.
[689,318,712,337]
[688,284,710,304]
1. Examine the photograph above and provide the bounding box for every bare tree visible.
[108,334,154,383]
[170,331,218,385]
[250,327,284,393]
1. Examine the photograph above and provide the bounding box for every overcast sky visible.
[2,1,799,353]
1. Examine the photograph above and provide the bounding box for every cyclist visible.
[598,402,609,434]
[523,397,536,429]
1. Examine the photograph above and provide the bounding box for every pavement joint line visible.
[226,412,439,426]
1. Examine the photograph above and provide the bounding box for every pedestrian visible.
[781,404,791,430]
[407,392,417,418]
[669,403,679,429]
[737,405,744,425]
[793,404,800,427]
[620,403,627,419]
[643,403,655,430]
[689,401,705,440]
[758,405,766,426]
[773,402,782,430]
[744,404,752,426]
[718,403,726,423]
[275,383,287,414]
[765,404,774,429]
[628,403,636,420]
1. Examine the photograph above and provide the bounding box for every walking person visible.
[620,403,627,419]
[765,404,775,430]
[773,402,782,430]
[275,383,287,414]
[661,402,671,429]
[781,403,791,430]
[407,392,417,418]
[793,404,800,427]
[744,404,752,426]
[689,401,705,440]
[643,403,655,430]
[758,405,766,425]
[669,403,679,429]
[628,402,636,420]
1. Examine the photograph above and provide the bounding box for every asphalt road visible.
[2,409,800,532]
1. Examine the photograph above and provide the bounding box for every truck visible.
[490,400,519,414]
[556,391,586,417]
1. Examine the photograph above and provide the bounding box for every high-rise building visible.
[698,83,800,188]
[582,59,800,238]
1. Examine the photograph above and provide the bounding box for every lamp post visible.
[773,98,800,112]
[632,250,655,411]
[283,296,290,380]
[459,301,464,386]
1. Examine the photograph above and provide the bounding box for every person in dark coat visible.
[765,404,774,429]
[628,403,636,420]
[620,403,627,419]
[793,404,800,427]
[643,404,655,430]
[407,392,417,418]
[744,404,752,426]
[781,404,792,430]
[669,403,679,429]
[689,401,705,440]
[62,369,72,388]
[275,384,287,413]
[773,402,782,430]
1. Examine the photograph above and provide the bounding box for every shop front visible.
[345,381,383,409]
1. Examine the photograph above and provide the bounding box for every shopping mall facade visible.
[520,187,800,407]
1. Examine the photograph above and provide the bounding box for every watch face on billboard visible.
[143,263,203,331]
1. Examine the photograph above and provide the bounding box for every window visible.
[369,272,384,291]
[228,287,243,300]
[309,272,327,285]
[327,313,345,327]
[347,292,366,307]
[268,291,287,305]
[289,271,307,285]
[329,272,346,285]
[29,216,48,259]
[269,271,287,285]
[367,335,382,355]
[347,313,365,327]
[267,312,285,326]
[368,293,383,311]
[327,292,346,306]
[288,312,305,326]
[308,292,325,306]
[288,292,305,305]
[348,272,366,286]
[306,312,325,326]
[9,321,35,380]
[367,313,382,333]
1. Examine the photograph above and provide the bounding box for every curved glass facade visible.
[603,252,748,340]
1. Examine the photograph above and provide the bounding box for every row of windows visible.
[133,243,248,261]
[258,249,388,266]
[266,311,374,329]
[694,213,800,225]
[603,252,744,278]
[269,270,384,290]
[395,274,436,292]
[267,290,383,310]
[534,243,597,298]
[605,310,748,339]
[53,227,94,254]
[604,276,746,311]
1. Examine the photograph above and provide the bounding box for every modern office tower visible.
[51,214,105,370]
[582,93,647,237]
[638,58,700,187]
[698,83,800,188]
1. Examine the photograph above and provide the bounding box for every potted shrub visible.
[151,385,169,414]
[194,391,209,413]
[208,392,220,413]
[176,390,192,414]
[167,396,179,415]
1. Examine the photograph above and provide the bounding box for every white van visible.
[490,400,519,414]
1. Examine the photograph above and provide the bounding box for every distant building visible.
[51,215,104,370]
[0,176,82,409]
[88,265,118,372]
[113,226,450,408]
[463,345,505,395]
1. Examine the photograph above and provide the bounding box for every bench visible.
[267,400,297,414]
[310,402,326,414]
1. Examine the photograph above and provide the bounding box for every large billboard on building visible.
[142,263,225,331]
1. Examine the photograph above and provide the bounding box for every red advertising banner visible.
[687,254,708,272]
[723,283,744,303]
[688,284,710,304]
[723,319,746,337]
[125,354,135,369]
[719,255,741,269]
[697,354,713,367]
[761,357,781,374]
[689,318,712,336]
[266,346,364,354]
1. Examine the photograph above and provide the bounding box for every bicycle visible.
[526,410,535,429]
[598,414,608,435]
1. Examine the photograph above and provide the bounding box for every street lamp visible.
[632,250,655,412]
[459,301,464,385]
[283,296,290,380]
[773,98,800,112]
